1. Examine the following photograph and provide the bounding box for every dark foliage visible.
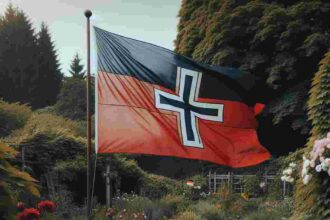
[55,77,93,120]
[69,53,86,79]
[0,5,62,109]
[176,0,330,155]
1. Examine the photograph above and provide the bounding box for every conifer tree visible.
[0,5,38,106]
[69,53,86,79]
[34,23,63,108]
[0,5,62,108]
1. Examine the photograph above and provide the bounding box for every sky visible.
[0,0,181,75]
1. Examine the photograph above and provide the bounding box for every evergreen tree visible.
[69,53,86,79]
[33,22,63,108]
[176,0,330,155]
[0,5,38,106]
[0,5,62,109]
[55,77,95,120]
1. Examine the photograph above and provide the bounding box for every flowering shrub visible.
[37,200,56,213]
[281,162,297,183]
[17,208,40,220]
[301,132,330,185]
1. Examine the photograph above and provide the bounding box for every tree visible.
[55,77,95,120]
[175,0,330,155]
[0,5,38,106]
[33,23,63,108]
[69,53,86,79]
[0,5,62,109]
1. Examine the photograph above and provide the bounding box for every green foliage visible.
[21,132,85,175]
[176,0,330,154]
[51,189,85,219]
[0,5,62,108]
[34,23,63,108]
[141,174,182,199]
[69,53,86,79]
[144,195,182,220]
[0,142,39,218]
[173,210,202,220]
[243,176,260,197]
[291,51,330,220]
[8,112,84,141]
[267,177,283,201]
[55,77,94,120]
[189,200,222,220]
[0,100,32,137]
[308,51,330,138]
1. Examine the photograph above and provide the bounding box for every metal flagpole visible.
[84,9,92,220]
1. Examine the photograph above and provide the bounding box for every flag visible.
[94,27,270,167]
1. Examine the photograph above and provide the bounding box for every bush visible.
[0,100,32,137]
[243,176,261,198]
[9,112,84,140]
[160,194,186,213]
[267,177,283,200]
[190,200,222,220]
[172,210,202,220]
[141,174,182,199]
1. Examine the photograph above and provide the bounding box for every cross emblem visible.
[154,68,224,148]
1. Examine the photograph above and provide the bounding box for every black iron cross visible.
[154,68,224,148]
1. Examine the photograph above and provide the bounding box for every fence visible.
[208,171,292,197]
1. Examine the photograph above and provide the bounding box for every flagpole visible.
[84,9,92,220]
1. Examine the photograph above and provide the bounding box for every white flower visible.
[289,162,296,168]
[315,164,322,172]
[281,176,286,182]
[321,160,328,171]
[325,158,330,166]
[259,182,266,188]
[303,174,312,185]
[286,168,293,175]
[288,177,294,183]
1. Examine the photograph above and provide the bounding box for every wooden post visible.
[213,171,217,193]
[105,158,113,220]
[84,9,93,220]
[208,170,211,193]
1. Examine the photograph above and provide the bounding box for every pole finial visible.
[84,10,92,18]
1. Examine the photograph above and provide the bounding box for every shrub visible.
[159,194,186,212]
[267,177,283,200]
[190,200,222,220]
[0,100,32,137]
[173,210,202,220]
[0,142,39,219]
[9,112,83,140]
[141,174,181,199]
[243,176,261,198]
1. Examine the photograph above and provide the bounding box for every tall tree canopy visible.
[176,0,330,155]
[0,5,62,109]
[34,23,63,108]
[69,53,86,79]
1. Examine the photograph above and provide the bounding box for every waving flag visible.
[94,27,270,167]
